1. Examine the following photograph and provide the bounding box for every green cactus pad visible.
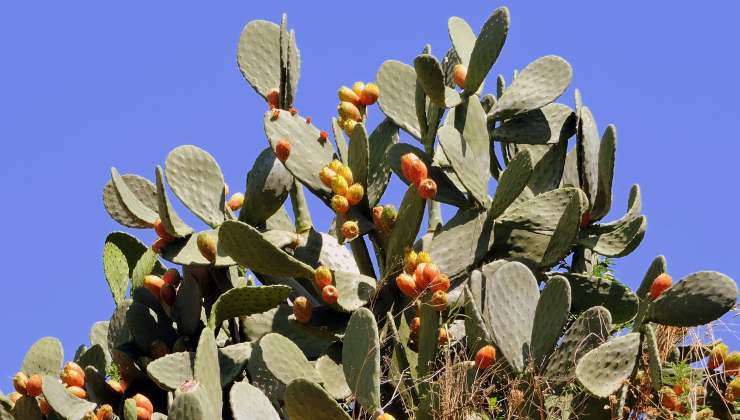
[42,374,97,419]
[293,229,359,274]
[485,261,539,372]
[331,117,349,163]
[21,337,63,376]
[388,143,468,207]
[590,125,616,221]
[464,7,509,95]
[77,344,107,376]
[649,271,738,326]
[524,141,569,196]
[367,119,399,207]
[332,271,376,312]
[644,323,662,392]
[107,300,133,349]
[173,274,202,337]
[448,16,476,66]
[11,396,42,419]
[237,20,280,99]
[284,379,352,420]
[208,285,291,330]
[540,190,584,267]
[160,228,235,266]
[242,305,333,359]
[545,306,612,383]
[575,333,641,398]
[123,398,137,420]
[492,103,576,145]
[347,123,369,190]
[103,172,159,228]
[438,125,489,207]
[103,240,129,305]
[109,167,159,227]
[635,255,667,300]
[579,215,647,257]
[264,109,335,200]
[598,184,642,232]
[130,247,161,290]
[257,333,319,389]
[492,56,572,120]
[194,328,223,419]
[218,342,252,386]
[497,187,581,231]
[165,145,226,227]
[489,149,533,218]
[316,348,351,400]
[342,308,381,411]
[83,366,120,407]
[565,273,638,324]
[377,60,422,140]
[219,220,314,278]
[154,165,193,238]
[89,321,109,351]
[463,286,492,353]
[126,302,177,351]
[240,147,294,226]
[385,184,426,273]
[560,148,578,188]
[531,276,571,362]
[230,380,280,420]
[414,54,447,107]
[574,106,600,207]
[169,387,206,420]
[104,231,164,278]
[146,351,195,391]
[429,209,493,279]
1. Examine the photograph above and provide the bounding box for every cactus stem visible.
[289,180,313,233]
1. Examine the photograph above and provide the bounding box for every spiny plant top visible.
[3,7,738,420]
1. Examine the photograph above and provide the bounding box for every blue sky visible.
[1,2,738,387]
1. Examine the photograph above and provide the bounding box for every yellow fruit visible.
[404,249,418,274]
[319,167,338,188]
[228,192,245,211]
[360,83,380,105]
[331,174,349,196]
[417,251,432,264]
[337,165,354,185]
[338,101,362,122]
[314,266,333,289]
[338,85,361,105]
[331,195,350,214]
[293,296,312,324]
[343,118,357,135]
[346,183,364,206]
[352,81,365,97]
[430,290,448,311]
[328,159,343,173]
[341,220,360,241]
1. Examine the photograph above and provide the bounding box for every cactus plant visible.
[3,5,737,420]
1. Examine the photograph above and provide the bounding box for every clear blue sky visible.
[1,2,738,388]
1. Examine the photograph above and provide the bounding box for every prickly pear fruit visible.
[150,340,169,359]
[400,153,427,185]
[376,413,395,420]
[346,183,364,206]
[396,273,419,298]
[580,211,590,229]
[153,219,175,242]
[12,372,27,395]
[136,407,152,420]
[26,374,42,397]
[314,266,333,290]
[430,290,448,311]
[338,101,362,122]
[151,238,167,254]
[319,167,338,188]
[410,316,421,336]
[475,345,496,369]
[8,392,21,404]
[162,268,181,287]
[275,139,291,162]
[417,251,432,264]
[160,283,176,305]
[288,107,298,116]
[649,273,672,300]
[438,327,448,345]
[660,387,683,412]
[404,249,418,274]
[64,361,85,378]
[724,352,740,376]
[415,262,440,290]
[328,159,343,173]
[266,88,279,109]
[418,178,437,199]
[338,86,361,105]
[67,385,87,399]
[228,192,245,211]
[38,397,51,415]
[331,195,350,214]
[337,165,354,185]
[381,205,397,231]
[361,83,380,105]
[61,369,85,388]
[321,285,339,305]
[331,175,349,196]
[293,296,312,324]
[453,64,467,89]
[352,81,365,97]
[341,220,360,241]
[96,404,114,420]
[196,232,217,263]
[343,118,357,135]
[708,343,728,370]
[727,377,740,402]
[372,206,383,229]
[430,273,450,293]
[133,394,153,415]
[143,275,164,298]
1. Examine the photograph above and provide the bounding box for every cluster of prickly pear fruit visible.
[3,6,738,420]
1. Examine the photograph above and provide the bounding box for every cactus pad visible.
[566,273,638,324]
[464,7,509,95]
[21,337,63,376]
[103,240,129,305]
[230,380,280,420]
[377,60,422,140]
[342,308,381,411]
[649,271,738,326]
[284,379,352,420]
[237,20,280,99]
[194,328,223,419]
[576,333,641,398]
[155,165,193,238]
[208,285,291,330]
[531,276,571,362]
[42,374,96,419]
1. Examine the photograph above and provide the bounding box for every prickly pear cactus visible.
[4,6,737,420]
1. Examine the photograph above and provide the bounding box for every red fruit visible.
[162,268,181,287]
[321,285,339,305]
[314,266,333,290]
[196,232,217,263]
[13,372,28,395]
[453,64,467,89]
[396,273,419,298]
[346,183,364,206]
[415,263,440,290]
[266,88,279,109]
[150,340,169,359]
[160,283,176,306]
[228,192,245,211]
[360,83,380,105]
[649,273,672,300]
[319,130,329,142]
[143,275,165,298]
[306,116,312,124]
[293,296,312,324]
[61,369,86,388]
[38,397,51,415]
[430,273,450,293]
[107,379,124,394]
[26,374,42,397]
[660,387,682,412]
[475,345,496,369]
[372,206,384,229]
[136,407,152,420]
[151,238,167,254]
[133,394,153,415]
[153,219,175,241]
[289,107,298,116]
[580,211,590,228]
[430,290,448,311]
[67,385,87,399]
[418,179,437,199]
[96,404,115,420]
[275,139,291,162]
[331,195,350,214]
[400,154,427,185]
[410,317,421,336]
[708,343,728,370]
